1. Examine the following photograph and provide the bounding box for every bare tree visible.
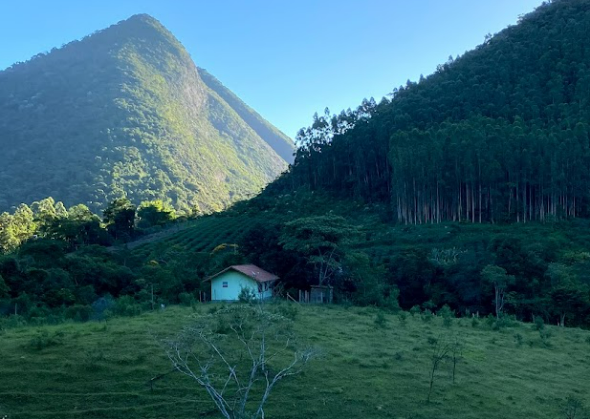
[564,395,585,419]
[450,336,463,384]
[164,302,316,419]
[427,336,450,402]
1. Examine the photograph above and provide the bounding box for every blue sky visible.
[0,0,544,138]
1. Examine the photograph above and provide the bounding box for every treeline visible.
[0,196,201,253]
[279,0,590,224]
[231,195,590,328]
[0,196,212,323]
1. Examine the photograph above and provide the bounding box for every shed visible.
[206,264,279,301]
[310,285,333,304]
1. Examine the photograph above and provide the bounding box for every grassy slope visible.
[1,305,589,418]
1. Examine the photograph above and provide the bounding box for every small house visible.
[207,264,279,301]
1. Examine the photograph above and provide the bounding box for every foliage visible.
[0,14,291,213]
[27,330,64,351]
[103,198,136,242]
[374,311,388,329]
[237,286,257,303]
[137,200,175,228]
[481,265,515,318]
[280,215,357,286]
[278,0,590,226]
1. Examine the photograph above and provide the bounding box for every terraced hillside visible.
[131,215,262,261]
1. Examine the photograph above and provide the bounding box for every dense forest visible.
[0,14,293,213]
[279,0,590,224]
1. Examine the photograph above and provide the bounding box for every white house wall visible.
[210,271,273,301]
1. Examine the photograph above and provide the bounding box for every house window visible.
[222,281,228,288]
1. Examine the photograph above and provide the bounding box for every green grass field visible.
[1,304,589,418]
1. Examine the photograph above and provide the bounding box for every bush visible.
[421,309,433,323]
[374,311,387,329]
[178,292,196,306]
[533,315,545,331]
[484,314,496,329]
[492,315,516,331]
[28,330,63,351]
[114,296,142,317]
[214,316,232,335]
[471,317,480,328]
[514,333,523,346]
[65,305,93,322]
[276,302,299,320]
[438,305,454,327]
[539,329,552,347]
[410,305,421,317]
[91,296,115,321]
[398,311,408,324]
[238,287,257,304]
[4,315,27,329]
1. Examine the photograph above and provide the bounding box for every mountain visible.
[283,0,590,224]
[198,67,294,163]
[0,14,294,213]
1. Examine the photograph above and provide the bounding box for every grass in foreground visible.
[0,304,589,418]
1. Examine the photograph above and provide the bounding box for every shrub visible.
[65,305,93,322]
[374,311,387,329]
[238,287,257,304]
[398,311,408,324]
[484,314,496,329]
[471,317,479,328]
[114,296,142,317]
[28,330,63,351]
[410,305,421,317]
[214,316,232,335]
[492,315,516,331]
[91,296,115,321]
[514,333,523,346]
[533,315,545,331]
[564,395,585,419]
[421,309,433,323]
[438,305,454,327]
[178,292,196,306]
[539,329,552,347]
[276,302,299,320]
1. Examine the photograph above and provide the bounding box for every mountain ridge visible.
[0,14,292,212]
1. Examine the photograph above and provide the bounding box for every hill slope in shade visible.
[0,14,291,212]
[285,0,590,224]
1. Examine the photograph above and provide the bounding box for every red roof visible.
[206,264,279,283]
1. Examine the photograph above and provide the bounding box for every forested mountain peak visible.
[281,0,590,224]
[0,14,291,213]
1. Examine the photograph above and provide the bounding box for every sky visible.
[0,0,545,139]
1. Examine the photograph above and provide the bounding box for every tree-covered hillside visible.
[283,0,590,224]
[0,14,293,213]
[4,0,590,330]
[198,67,294,163]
